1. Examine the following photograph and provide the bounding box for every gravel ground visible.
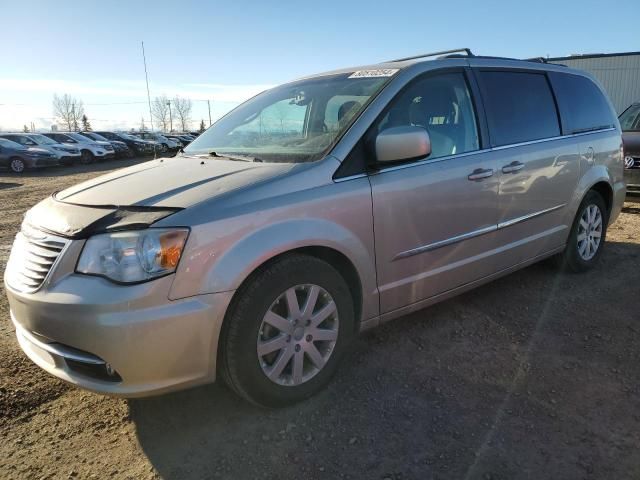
[1,160,639,480]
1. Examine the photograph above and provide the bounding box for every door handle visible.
[468,168,494,181]
[501,161,525,174]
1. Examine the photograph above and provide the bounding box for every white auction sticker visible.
[348,69,399,78]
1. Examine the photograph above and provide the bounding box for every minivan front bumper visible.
[6,274,234,397]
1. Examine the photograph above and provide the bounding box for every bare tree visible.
[53,94,85,131]
[173,96,192,132]
[151,95,170,132]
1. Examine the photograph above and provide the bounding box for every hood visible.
[622,131,640,155]
[54,155,295,208]
[96,140,112,147]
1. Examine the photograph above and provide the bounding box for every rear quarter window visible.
[549,72,616,134]
[477,70,560,147]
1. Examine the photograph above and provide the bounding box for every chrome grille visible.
[5,226,69,293]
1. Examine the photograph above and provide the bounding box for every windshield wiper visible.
[208,151,263,162]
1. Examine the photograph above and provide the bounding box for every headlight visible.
[52,146,65,151]
[76,228,189,283]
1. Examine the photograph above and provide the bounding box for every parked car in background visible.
[166,133,194,146]
[161,135,184,148]
[0,133,81,165]
[42,132,114,164]
[189,131,203,137]
[94,131,154,156]
[78,132,133,159]
[620,103,640,200]
[4,53,625,406]
[134,132,180,154]
[0,137,59,173]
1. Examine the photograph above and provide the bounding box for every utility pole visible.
[207,99,212,126]
[167,99,173,132]
[71,103,76,131]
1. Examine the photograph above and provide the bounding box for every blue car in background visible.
[0,137,58,173]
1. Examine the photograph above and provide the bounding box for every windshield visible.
[30,134,57,145]
[118,133,139,141]
[619,104,640,131]
[67,133,90,142]
[83,132,109,142]
[184,72,392,162]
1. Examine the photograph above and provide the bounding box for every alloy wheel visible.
[10,158,25,173]
[577,204,603,261]
[257,284,339,386]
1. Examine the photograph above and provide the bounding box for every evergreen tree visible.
[199,119,206,133]
[23,125,30,133]
[81,114,92,132]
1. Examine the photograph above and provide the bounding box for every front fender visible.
[169,217,379,319]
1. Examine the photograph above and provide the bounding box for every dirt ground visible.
[1,159,639,480]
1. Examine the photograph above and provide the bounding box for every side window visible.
[6,135,26,145]
[549,72,616,134]
[478,71,560,147]
[377,72,479,159]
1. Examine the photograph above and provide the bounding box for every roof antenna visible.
[141,41,156,159]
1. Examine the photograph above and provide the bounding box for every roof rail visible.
[525,57,548,63]
[386,48,474,63]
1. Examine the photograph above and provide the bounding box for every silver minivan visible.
[5,50,626,406]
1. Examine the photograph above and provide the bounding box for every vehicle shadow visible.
[129,241,640,479]
[0,182,22,190]
[622,204,640,214]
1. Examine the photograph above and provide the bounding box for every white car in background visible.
[43,132,115,164]
[0,133,81,165]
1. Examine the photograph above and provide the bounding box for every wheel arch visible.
[226,246,364,334]
[589,181,613,216]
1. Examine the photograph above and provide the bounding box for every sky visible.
[1,0,638,132]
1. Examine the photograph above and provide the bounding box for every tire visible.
[80,149,94,164]
[557,190,608,272]
[9,156,26,174]
[219,254,355,407]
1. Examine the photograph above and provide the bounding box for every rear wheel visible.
[9,157,26,174]
[557,190,608,272]
[80,149,94,164]
[220,254,355,407]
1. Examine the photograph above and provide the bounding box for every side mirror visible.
[375,125,431,164]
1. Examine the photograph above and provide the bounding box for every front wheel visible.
[9,157,26,174]
[557,190,608,272]
[80,149,94,164]
[219,254,355,407]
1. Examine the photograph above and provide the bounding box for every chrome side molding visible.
[395,204,566,260]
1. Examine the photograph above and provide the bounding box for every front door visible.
[368,70,501,314]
